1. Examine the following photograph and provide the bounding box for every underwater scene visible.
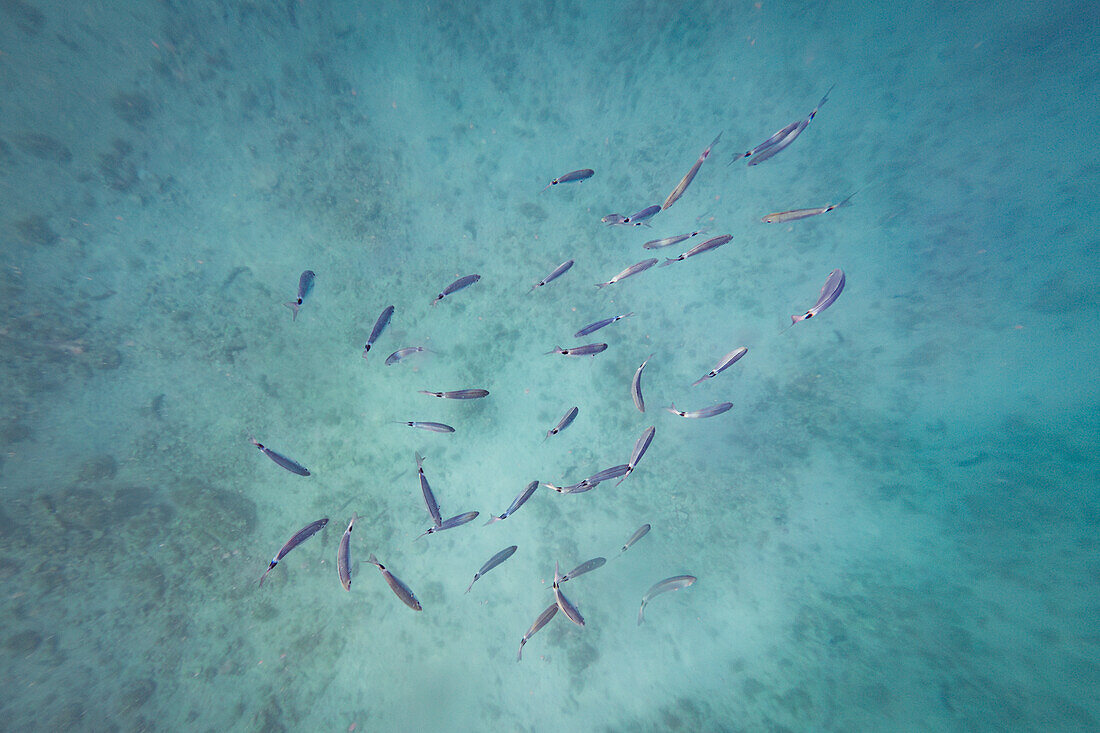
[0,0,1097,730]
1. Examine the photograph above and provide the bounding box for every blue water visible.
[1,0,1097,730]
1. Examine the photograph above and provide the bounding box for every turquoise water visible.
[1,0,1097,730]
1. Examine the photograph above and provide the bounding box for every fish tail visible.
[554,561,562,587]
[367,552,380,567]
[483,515,502,526]
[658,259,674,268]
[258,563,276,587]
[594,282,608,289]
[464,578,475,594]
[516,641,525,662]
[544,346,562,355]
[283,301,300,320]
[638,601,646,626]
[835,189,859,209]
[690,376,706,387]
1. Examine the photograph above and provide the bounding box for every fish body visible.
[663,133,721,210]
[284,270,316,320]
[432,274,481,306]
[737,85,835,167]
[552,562,586,627]
[398,421,455,433]
[665,402,733,418]
[363,305,395,359]
[545,343,608,357]
[367,553,422,610]
[337,513,357,591]
[602,213,629,226]
[258,517,329,586]
[574,312,633,338]
[545,406,579,439]
[558,557,606,583]
[595,258,658,288]
[542,169,594,190]
[643,229,708,250]
[249,438,310,476]
[517,603,559,661]
[659,234,732,267]
[587,464,631,484]
[638,575,696,625]
[763,191,856,223]
[418,388,490,400]
[486,480,540,524]
[465,545,518,593]
[415,452,442,528]
[385,346,428,365]
[619,523,651,555]
[417,510,479,539]
[692,346,748,387]
[627,205,662,227]
[616,426,656,486]
[790,268,845,326]
[631,356,651,413]
[531,259,575,291]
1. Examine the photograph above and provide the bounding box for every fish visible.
[415,452,442,528]
[397,421,455,433]
[595,258,658,288]
[465,545,518,593]
[619,524,651,555]
[249,437,310,477]
[627,204,662,227]
[665,402,733,418]
[517,603,559,661]
[643,229,708,250]
[658,234,733,267]
[587,464,631,484]
[638,575,696,625]
[431,274,481,306]
[691,346,748,387]
[557,557,607,584]
[631,355,651,413]
[545,406,579,439]
[616,426,656,486]
[787,268,846,329]
[552,562,586,627]
[337,513,357,592]
[486,480,540,524]
[574,312,633,338]
[367,553,422,611]
[284,270,315,321]
[530,259,575,291]
[601,213,629,226]
[258,518,329,587]
[545,480,596,494]
[362,305,395,359]
[762,191,857,224]
[542,169,594,191]
[418,389,490,399]
[733,85,835,167]
[416,510,479,540]
[545,343,608,357]
[662,132,722,210]
[385,346,429,365]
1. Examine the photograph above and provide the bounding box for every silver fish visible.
[601,213,629,226]
[542,169,594,191]
[627,204,661,227]
[545,480,596,494]
[284,270,315,321]
[259,517,329,587]
[558,557,606,583]
[631,355,651,413]
[249,437,310,477]
[465,545,518,593]
[734,85,835,167]
[662,133,721,210]
[363,305,394,359]
[486,480,540,524]
[545,343,608,357]
[616,426,656,486]
[638,575,696,625]
[595,258,658,289]
[658,234,732,267]
[665,402,733,418]
[643,229,708,250]
[587,464,630,484]
[416,510,479,540]
[552,562,586,627]
[574,312,633,338]
[763,191,856,224]
[415,452,442,528]
[517,603,559,661]
[385,346,429,365]
[337,513,357,592]
[691,346,748,387]
[432,274,481,306]
[397,421,455,433]
[545,406,579,439]
[367,553,422,611]
[789,268,845,327]
[531,259,575,291]
[620,524,651,554]
[418,388,490,400]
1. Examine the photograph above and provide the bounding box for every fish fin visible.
[414,528,431,541]
[554,561,562,587]
[638,601,646,626]
[465,577,476,594]
[367,553,380,566]
[834,189,859,209]
[283,301,300,320]
[516,642,525,662]
[484,515,503,526]
[594,282,608,289]
[258,563,276,587]
[657,259,674,268]
[544,346,562,355]
[691,375,707,387]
